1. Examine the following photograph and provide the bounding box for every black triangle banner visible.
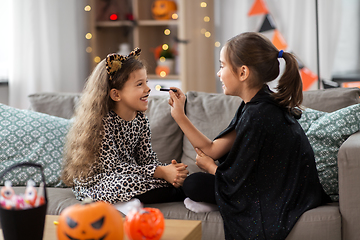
[259,14,276,32]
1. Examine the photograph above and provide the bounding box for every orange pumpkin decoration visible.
[124,207,165,240]
[151,0,177,20]
[57,199,124,240]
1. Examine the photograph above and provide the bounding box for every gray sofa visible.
[3,87,360,240]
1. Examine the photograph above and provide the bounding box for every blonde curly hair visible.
[61,56,145,186]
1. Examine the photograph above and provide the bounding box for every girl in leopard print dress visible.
[61,48,188,204]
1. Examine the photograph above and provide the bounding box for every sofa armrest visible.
[338,131,360,240]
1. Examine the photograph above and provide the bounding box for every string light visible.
[86,47,92,53]
[172,13,178,19]
[85,33,92,39]
[155,85,162,91]
[160,71,167,77]
[159,57,166,62]
[164,29,171,35]
[199,2,211,38]
[84,5,91,11]
[94,56,101,63]
[215,41,221,47]
[162,44,169,51]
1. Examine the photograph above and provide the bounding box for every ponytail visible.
[225,32,303,111]
[273,52,303,110]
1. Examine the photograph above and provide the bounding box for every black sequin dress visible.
[214,85,330,239]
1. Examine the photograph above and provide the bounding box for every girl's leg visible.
[182,172,216,204]
[134,186,186,204]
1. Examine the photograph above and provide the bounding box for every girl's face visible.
[217,47,241,96]
[114,68,150,120]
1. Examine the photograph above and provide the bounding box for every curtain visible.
[9,0,89,109]
[214,0,342,91]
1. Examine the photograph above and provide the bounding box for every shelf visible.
[138,20,178,26]
[148,74,180,80]
[96,21,134,27]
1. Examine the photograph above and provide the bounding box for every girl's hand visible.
[155,160,188,188]
[168,88,186,121]
[195,148,218,175]
[171,159,189,187]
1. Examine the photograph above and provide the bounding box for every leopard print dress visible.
[72,110,170,203]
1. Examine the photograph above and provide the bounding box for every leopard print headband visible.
[105,47,141,80]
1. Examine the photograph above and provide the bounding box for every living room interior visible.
[0,1,359,240]
[0,0,359,109]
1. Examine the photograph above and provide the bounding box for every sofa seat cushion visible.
[298,104,360,201]
[286,203,341,240]
[0,104,70,187]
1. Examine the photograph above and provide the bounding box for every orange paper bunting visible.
[248,0,269,16]
[272,30,288,50]
[300,67,318,91]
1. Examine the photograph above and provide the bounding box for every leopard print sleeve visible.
[99,111,162,178]
[134,113,165,171]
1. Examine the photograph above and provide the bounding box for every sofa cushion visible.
[298,104,360,201]
[302,87,360,112]
[28,92,81,119]
[285,203,341,240]
[0,104,70,187]
[182,91,242,174]
[146,95,183,164]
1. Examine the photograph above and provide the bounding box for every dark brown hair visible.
[224,32,303,110]
[62,56,145,186]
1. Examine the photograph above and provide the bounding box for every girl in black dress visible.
[168,32,330,239]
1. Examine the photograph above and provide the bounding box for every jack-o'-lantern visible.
[151,0,177,20]
[57,199,124,240]
[124,207,165,240]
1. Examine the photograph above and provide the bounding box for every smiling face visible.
[112,68,150,120]
[217,47,241,96]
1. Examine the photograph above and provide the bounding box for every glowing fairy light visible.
[159,57,166,62]
[215,41,221,47]
[205,31,211,38]
[86,47,92,53]
[201,28,206,34]
[162,44,169,51]
[85,33,92,39]
[160,71,167,77]
[94,56,101,63]
[164,29,171,35]
[200,2,207,7]
[204,16,210,22]
[84,5,91,11]
[172,13,178,20]
[155,85,162,91]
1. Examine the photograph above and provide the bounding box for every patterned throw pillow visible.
[0,104,70,187]
[298,104,360,201]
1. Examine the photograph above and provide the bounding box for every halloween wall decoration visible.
[124,204,165,240]
[57,199,124,240]
[151,0,177,20]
